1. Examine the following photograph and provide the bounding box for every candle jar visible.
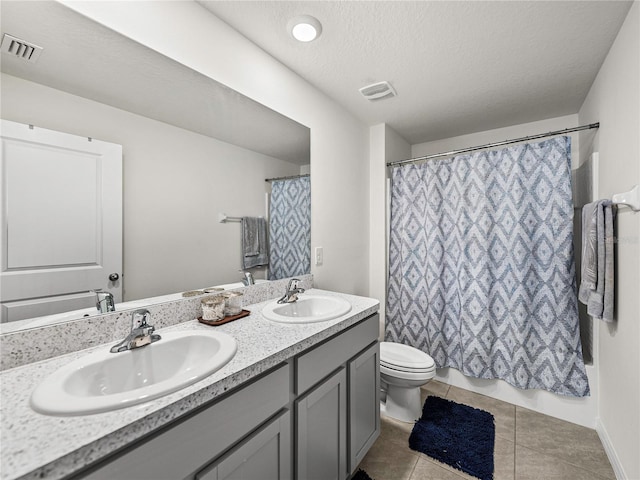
[223,291,243,316]
[201,296,225,321]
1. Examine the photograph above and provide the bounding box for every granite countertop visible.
[0,289,379,480]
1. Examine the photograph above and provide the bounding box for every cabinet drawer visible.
[296,314,378,395]
[82,364,290,480]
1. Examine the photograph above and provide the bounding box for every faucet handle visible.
[131,309,152,329]
[289,278,304,294]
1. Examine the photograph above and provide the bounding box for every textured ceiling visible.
[199,0,633,144]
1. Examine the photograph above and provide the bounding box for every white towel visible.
[578,200,615,322]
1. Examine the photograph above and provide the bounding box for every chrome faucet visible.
[241,271,255,286]
[110,309,161,353]
[277,278,305,304]
[94,290,115,313]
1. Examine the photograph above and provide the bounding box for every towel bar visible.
[611,185,640,212]
[218,213,265,223]
[218,213,242,223]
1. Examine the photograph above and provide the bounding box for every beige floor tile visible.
[362,385,614,480]
[423,380,451,399]
[515,445,612,480]
[409,456,471,479]
[378,413,415,448]
[494,436,516,480]
[445,386,516,442]
[359,434,419,480]
[515,407,615,479]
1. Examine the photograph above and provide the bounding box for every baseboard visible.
[596,418,627,479]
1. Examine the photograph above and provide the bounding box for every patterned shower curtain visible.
[268,176,311,280]
[386,137,590,397]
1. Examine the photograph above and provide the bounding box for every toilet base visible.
[380,383,422,423]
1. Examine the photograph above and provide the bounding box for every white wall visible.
[578,3,640,478]
[60,0,371,297]
[1,73,300,300]
[369,124,410,337]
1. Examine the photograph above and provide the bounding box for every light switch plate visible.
[315,247,323,266]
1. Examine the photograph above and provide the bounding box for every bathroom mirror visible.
[0,1,311,331]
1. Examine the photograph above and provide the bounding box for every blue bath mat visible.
[351,469,374,480]
[409,396,495,480]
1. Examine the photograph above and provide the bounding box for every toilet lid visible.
[380,342,435,370]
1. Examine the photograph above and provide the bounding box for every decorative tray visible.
[198,309,250,326]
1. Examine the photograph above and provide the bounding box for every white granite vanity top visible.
[0,289,379,480]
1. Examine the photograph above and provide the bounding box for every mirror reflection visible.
[0,1,311,330]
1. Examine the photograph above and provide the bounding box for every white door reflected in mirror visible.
[0,120,123,323]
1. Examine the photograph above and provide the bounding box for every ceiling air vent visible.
[1,34,43,64]
[359,81,397,101]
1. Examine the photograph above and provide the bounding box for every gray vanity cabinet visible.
[195,410,291,480]
[73,313,379,480]
[294,313,380,480]
[78,365,291,480]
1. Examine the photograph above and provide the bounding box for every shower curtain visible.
[268,176,311,280]
[386,137,590,397]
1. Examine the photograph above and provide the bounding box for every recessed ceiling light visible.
[288,15,322,42]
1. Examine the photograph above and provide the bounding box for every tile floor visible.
[358,381,616,480]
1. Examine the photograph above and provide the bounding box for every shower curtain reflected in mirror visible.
[268,176,311,280]
[386,137,589,397]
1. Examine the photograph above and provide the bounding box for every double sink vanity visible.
[0,279,380,480]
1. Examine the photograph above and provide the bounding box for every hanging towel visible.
[241,217,268,269]
[578,200,616,322]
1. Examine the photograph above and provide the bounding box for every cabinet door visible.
[348,342,380,473]
[196,410,291,480]
[296,368,347,480]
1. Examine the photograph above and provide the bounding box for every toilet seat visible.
[380,342,435,371]
[380,363,436,382]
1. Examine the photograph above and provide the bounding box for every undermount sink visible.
[262,295,351,324]
[30,330,237,416]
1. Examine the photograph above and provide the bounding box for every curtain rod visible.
[265,174,310,183]
[386,123,600,168]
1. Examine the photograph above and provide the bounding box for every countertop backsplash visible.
[0,275,313,371]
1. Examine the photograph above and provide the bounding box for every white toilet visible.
[379,342,436,423]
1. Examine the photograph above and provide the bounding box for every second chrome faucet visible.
[277,278,305,304]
